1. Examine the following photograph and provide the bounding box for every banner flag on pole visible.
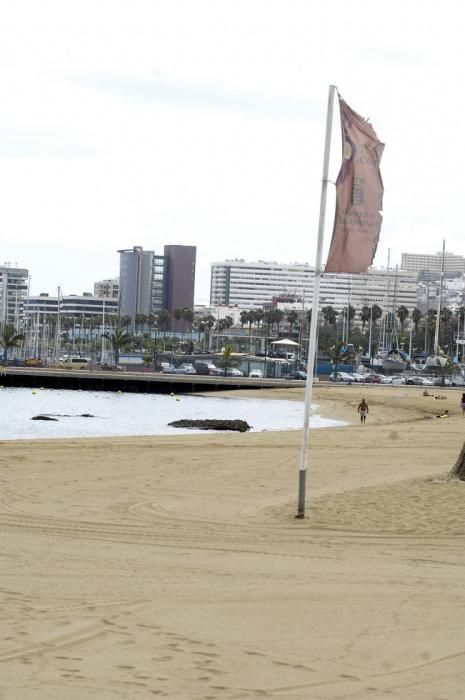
[325,94,384,273]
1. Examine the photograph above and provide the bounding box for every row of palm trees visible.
[4,300,465,366]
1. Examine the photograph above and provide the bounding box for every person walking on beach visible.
[358,398,369,424]
[460,394,465,416]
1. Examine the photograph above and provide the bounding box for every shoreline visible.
[2,384,465,698]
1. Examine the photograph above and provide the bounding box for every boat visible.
[382,347,408,372]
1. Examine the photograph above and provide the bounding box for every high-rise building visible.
[117,244,196,327]
[118,246,154,319]
[210,259,418,312]
[0,264,29,327]
[163,244,196,324]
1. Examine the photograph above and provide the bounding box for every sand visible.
[1,383,465,699]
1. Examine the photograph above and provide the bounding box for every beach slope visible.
[1,385,465,699]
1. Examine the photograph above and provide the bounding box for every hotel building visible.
[210,260,418,313]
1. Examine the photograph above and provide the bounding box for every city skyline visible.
[2,2,465,302]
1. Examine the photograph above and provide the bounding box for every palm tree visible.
[359,306,371,331]
[156,309,170,348]
[103,327,132,366]
[182,307,194,332]
[412,308,423,332]
[371,305,383,326]
[216,343,240,376]
[240,310,249,329]
[254,309,264,333]
[173,307,183,334]
[322,306,337,327]
[396,305,409,334]
[120,314,132,331]
[0,325,25,365]
[330,341,345,376]
[135,313,147,335]
[287,310,298,336]
[263,311,274,336]
[273,309,284,335]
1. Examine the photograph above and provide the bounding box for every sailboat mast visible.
[433,240,445,354]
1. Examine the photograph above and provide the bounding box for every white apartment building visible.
[94,278,119,299]
[210,260,418,313]
[24,294,119,318]
[194,304,243,326]
[0,264,29,327]
[401,251,465,276]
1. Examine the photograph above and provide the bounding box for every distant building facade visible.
[118,246,155,319]
[0,264,29,327]
[24,294,119,318]
[401,251,465,277]
[210,260,418,313]
[94,278,119,299]
[118,245,196,326]
[163,244,196,326]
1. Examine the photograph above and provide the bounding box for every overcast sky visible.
[1,0,464,303]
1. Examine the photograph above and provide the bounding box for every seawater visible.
[0,387,345,441]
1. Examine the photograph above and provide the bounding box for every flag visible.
[325,94,384,273]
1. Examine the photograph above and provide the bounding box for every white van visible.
[59,357,91,370]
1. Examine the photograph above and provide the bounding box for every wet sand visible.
[1,384,465,699]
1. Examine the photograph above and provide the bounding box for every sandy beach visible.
[1,383,465,699]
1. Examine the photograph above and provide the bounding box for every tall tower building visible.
[0,264,29,328]
[118,246,154,319]
[117,244,196,328]
[163,245,196,323]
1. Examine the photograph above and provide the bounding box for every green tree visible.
[322,306,337,326]
[240,310,249,329]
[216,343,241,376]
[273,309,284,335]
[103,327,132,366]
[173,308,183,333]
[330,341,345,376]
[412,308,423,332]
[371,305,383,325]
[396,305,409,333]
[182,307,194,332]
[359,306,371,331]
[0,325,24,365]
[253,309,264,332]
[286,310,298,335]
[134,313,147,335]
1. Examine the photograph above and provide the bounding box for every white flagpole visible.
[297,84,336,518]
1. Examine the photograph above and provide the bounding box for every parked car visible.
[381,375,405,385]
[161,364,176,374]
[433,377,452,386]
[249,369,264,378]
[451,375,465,386]
[59,357,91,370]
[364,374,383,383]
[225,367,244,376]
[290,370,307,380]
[405,375,434,386]
[350,372,366,382]
[329,371,353,383]
[98,362,123,371]
[194,362,218,375]
[173,363,197,375]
